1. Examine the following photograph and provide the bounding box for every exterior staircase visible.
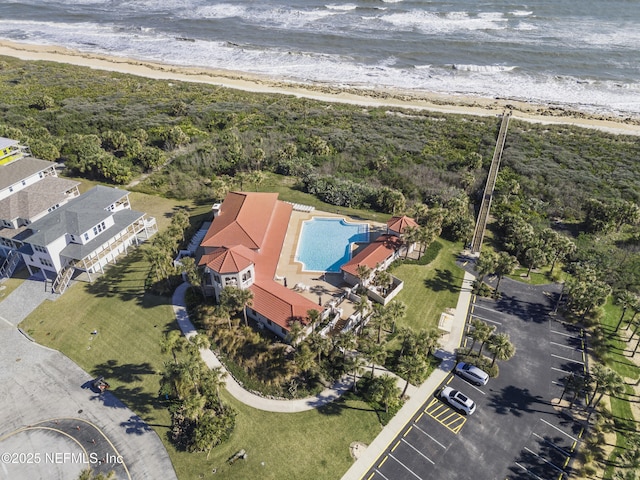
[52,264,75,294]
[0,250,21,280]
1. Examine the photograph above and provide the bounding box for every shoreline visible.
[1,39,640,136]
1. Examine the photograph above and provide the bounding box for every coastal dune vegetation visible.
[4,54,640,479]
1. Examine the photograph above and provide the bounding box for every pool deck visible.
[274,209,387,321]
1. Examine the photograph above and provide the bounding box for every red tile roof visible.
[341,234,403,277]
[250,282,322,330]
[200,191,319,333]
[199,246,254,274]
[387,215,418,234]
[201,192,280,249]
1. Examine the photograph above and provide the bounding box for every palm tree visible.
[411,203,429,225]
[587,364,625,421]
[286,320,305,345]
[171,208,190,242]
[201,366,227,410]
[236,288,253,327]
[487,332,515,367]
[354,297,372,334]
[370,374,400,413]
[306,308,321,332]
[369,304,390,344]
[386,300,407,334]
[615,291,638,331]
[345,355,367,393]
[366,341,388,378]
[398,354,427,398]
[415,328,441,358]
[401,226,420,259]
[190,333,211,358]
[549,235,576,275]
[182,392,207,422]
[625,296,640,332]
[468,318,492,354]
[475,251,498,284]
[160,330,186,364]
[476,322,496,358]
[306,332,331,364]
[396,326,416,358]
[494,252,519,296]
[524,247,547,277]
[294,343,316,378]
[372,269,393,297]
[335,330,357,362]
[355,264,373,287]
[219,286,253,327]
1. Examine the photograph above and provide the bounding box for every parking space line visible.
[551,366,574,375]
[403,427,413,438]
[412,424,446,449]
[401,438,435,465]
[372,468,390,480]
[514,462,545,480]
[366,472,376,480]
[550,341,583,352]
[532,432,571,457]
[424,398,467,434]
[388,453,425,480]
[524,447,565,474]
[378,456,388,468]
[540,419,578,442]
[391,440,401,452]
[471,303,507,315]
[551,353,585,365]
[550,329,580,340]
[469,313,502,325]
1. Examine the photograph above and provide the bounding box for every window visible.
[8,186,13,193]
[40,257,53,267]
[213,274,221,283]
[84,233,89,241]
[21,180,26,186]
[281,327,286,335]
[34,245,47,254]
[267,319,272,326]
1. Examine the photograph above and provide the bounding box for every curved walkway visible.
[172,282,355,412]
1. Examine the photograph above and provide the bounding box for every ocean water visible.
[0,0,639,117]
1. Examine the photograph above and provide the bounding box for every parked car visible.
[440,386,476,415]
[455,362,489,386]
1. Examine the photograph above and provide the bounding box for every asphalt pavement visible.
[0,275,177,480]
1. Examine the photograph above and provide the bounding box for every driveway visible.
[0,275,177,480]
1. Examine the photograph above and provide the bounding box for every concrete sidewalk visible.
[341,270,474,480]
[172,267,473,447]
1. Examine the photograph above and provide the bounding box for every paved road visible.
[0,276,177,480]
[361,273,588,480]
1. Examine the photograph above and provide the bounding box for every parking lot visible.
[364,277,588,480]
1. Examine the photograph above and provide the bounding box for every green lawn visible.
[0,266,30,302]
[18,189,384,480]
[393,239,465,332]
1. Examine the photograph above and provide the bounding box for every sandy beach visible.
[1,39,639,136]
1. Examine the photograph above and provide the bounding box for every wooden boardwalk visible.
[470,110,511,254]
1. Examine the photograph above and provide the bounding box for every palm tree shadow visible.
[423,269,460,293]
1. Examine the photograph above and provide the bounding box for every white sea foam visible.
[1,0,638,117]
[325,4,357,11]
[452,64,517,73]
[511,10,533,17]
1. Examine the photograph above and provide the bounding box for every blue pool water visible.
[296,218,369,273]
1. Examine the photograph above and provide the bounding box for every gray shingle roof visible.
[0,137,19,151]
[22,185,131,247]
[61,209,144,260]
[0,177,80,222]
[0,157,56,191]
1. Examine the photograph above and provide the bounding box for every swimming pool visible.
[295,217,369,272]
